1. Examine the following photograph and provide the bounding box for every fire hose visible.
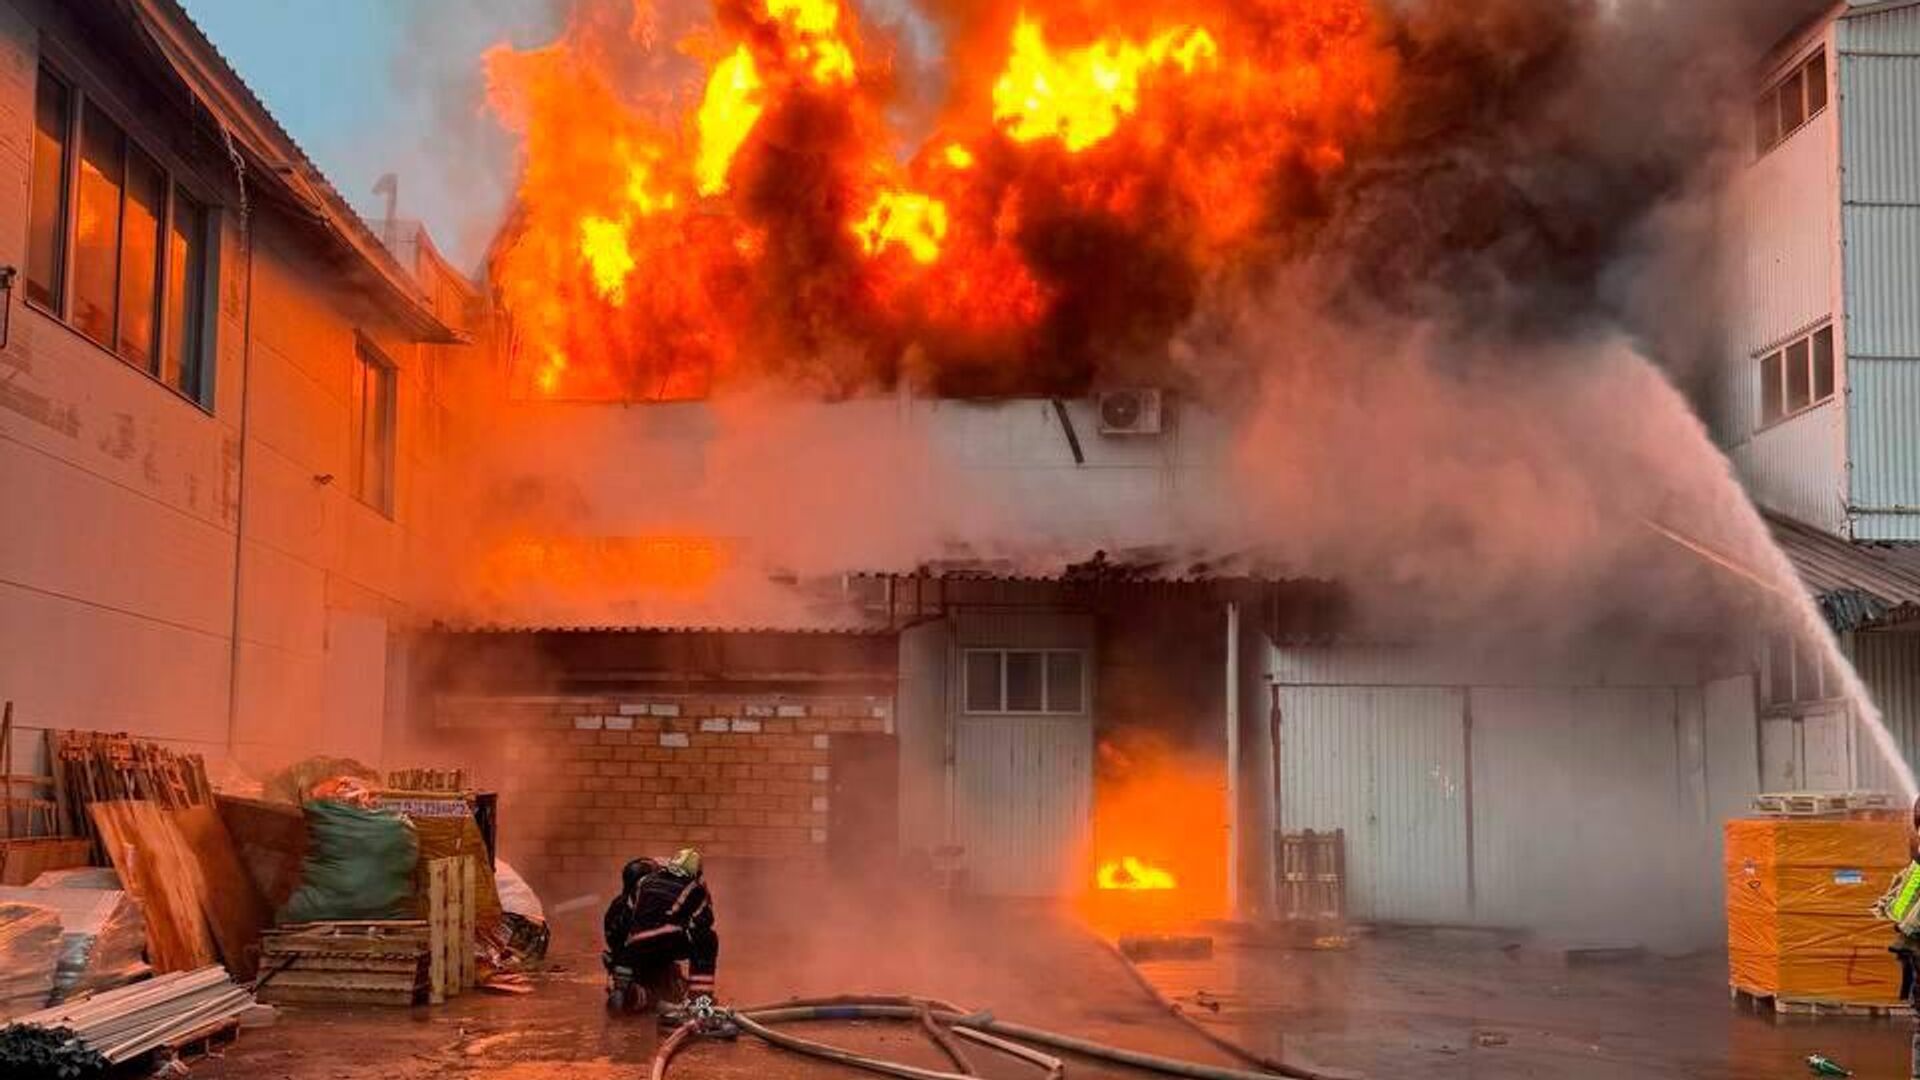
[649,995,1339,1080]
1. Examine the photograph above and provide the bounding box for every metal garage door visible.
[953,716,1094,896]
[1278,686,1471,924]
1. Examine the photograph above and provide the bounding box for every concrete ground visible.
[195,881,1239,1080]
[1128,924,1916,1080]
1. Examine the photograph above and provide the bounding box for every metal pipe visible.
[1225,600,1241,920]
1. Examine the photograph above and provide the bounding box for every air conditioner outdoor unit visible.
[1096,389,1164,435]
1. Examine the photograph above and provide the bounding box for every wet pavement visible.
[195,880,1237,1080]
[1125,924,1916,1080]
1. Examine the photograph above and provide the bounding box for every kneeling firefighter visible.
[603,849,719,1011]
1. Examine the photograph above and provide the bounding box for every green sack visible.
[277,801,419,925]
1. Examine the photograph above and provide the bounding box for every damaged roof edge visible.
[1767,511,1920,632]
[121,0,463,345]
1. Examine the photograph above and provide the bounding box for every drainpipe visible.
[1224,600,1240,921]
[222,139,255,759]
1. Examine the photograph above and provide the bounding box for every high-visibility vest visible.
[1891,862,1920,923]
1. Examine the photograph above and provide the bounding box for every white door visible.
[953,716,1093,896]
[1760,716,1801,791]
[1278,686,1470,924]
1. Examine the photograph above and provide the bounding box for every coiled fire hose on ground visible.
[649,995,1340,1080]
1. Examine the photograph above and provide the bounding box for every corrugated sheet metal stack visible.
[0,966,254,1071]
[257,922,430,1006]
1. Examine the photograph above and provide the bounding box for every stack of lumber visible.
[387,767,468,792]
[257,922,430,1007]
[53,731,211,840]
[1,966,253,1069]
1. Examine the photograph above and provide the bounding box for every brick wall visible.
[434,691,890,898]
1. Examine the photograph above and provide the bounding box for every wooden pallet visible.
[1753,791,1896,817]
[258,922,429,1008]
[427,855,477,1003]
[1731,985,1905,1019]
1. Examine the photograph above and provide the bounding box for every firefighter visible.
[607,848,720,1007]
[1875,797,1920,1079]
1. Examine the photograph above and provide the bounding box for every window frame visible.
[961,648,1089,716]
[25,56,218,412]
[1754,46,1830,158]
[1756,324,1837,430]
[351,336,399,519]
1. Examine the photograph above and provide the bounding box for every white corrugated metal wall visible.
[1274,649,1755,946]
[1855,631,1920,785]
[1277,686,1470,923]
[1840,8,1920,540]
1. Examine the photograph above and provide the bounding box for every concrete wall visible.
[0,0,464,777]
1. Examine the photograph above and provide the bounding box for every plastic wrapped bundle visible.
[2,887,150,1001]
[0,902,62,1019]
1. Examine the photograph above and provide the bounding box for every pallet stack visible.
[1,966,255,1069]
[256,923,430,1007]
[255,861,476,1008]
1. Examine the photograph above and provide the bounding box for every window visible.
[25,65,213,405]
[27,69,71,309]
[351,341,397,516]
[963,649,1086,715]
[1755,48,1829,156]
[1758,325,1836,427]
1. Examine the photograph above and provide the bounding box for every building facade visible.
[0,0,472,776]
[1718,0,1920,790]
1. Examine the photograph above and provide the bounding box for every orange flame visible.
[483,0,1397,399]
[993,16,1218,152]
[1098,856,1178,891]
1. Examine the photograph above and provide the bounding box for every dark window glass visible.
[1761,351,1784,424]
[1813,327,1835,402]
[1786,338,1812,412]
[1046,652,1084,713]
[118,148,164,371]
[27,69,71,309]
[1779,68,1806,132]
[1005,651,1044,712]
[1755,91,1779,153]
[72,102,125,345]
[1806,52,1828,114]
[164,190,207,399]
[353,346,397,515]
[965,652,1001,712]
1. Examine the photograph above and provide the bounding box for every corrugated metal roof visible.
[1768,511,1920,628]
[858,546,1311,585]
[429,623,890,636]
[120,0,461,343]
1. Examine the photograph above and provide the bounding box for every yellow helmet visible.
[667,848,703,879]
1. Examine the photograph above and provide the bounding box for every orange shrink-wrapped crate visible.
[1724,816,1907,1005]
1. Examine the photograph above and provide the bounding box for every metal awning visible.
[1769,512,1920,631]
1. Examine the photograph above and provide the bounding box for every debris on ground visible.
[1119,934,1213,961]
[1806,1053,1852,1077]
[1475,1031,1510,1048]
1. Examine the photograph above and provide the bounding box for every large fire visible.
[483,0,1396,400]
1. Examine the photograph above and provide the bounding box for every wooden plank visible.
[89,801,217,973]
[457,856,476,991]
[427,859,448,1005]
[169,802,270,981]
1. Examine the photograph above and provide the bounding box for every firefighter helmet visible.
[666,848,703,879]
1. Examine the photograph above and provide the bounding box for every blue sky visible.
[179,0,561,270]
